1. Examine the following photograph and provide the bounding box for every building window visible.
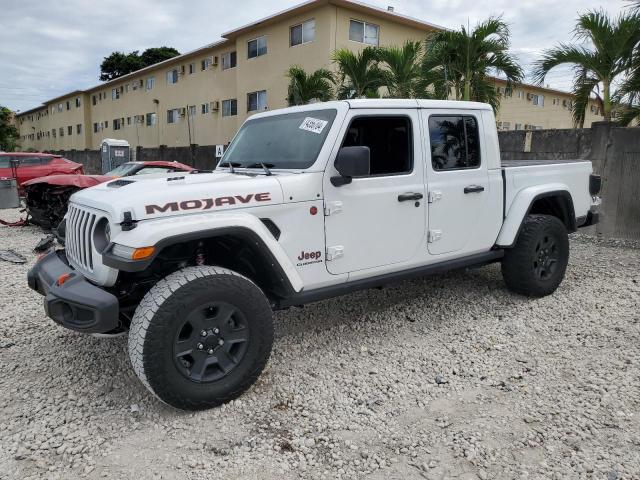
[189,62,195,74]
[221,51,237,70]
[66,101,70,110]
[59,127,64,137]
[92,95,97,106]
[146,112,157,126]
[201,103,209,115]
[167,109,180,124]
[112,88,120,100]
[201,57,213,70]
[248,36,267,59]
[75,97,81,107]
[222,99,237,117]
[517,90,524,99]
[428,115,481,171]
[349,19,379,45]
[166,70,178,85]
[76,124,82,134]
[247,90,267,112]
[188,105,197,117]
[113,118,121,131]
[127,117,131,125]
[531,94,544,107]
[93,123,98,133]
[58,103,63,112]
[290,19,315,46]
[146,76,155,91]
[52,129,56,138]
[66,125,72,135]
[104,120,109,129]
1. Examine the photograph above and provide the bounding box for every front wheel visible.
[501,214,569,297]
[128,266,274,410]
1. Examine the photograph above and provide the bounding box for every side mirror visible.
[331,146,370,187]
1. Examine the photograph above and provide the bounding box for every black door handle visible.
[398,192,424,202]
[464,185,485,194]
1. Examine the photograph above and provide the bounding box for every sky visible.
[0,0,628,113]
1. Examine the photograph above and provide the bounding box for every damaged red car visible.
[23,161,193,229]
[0,153,84,192]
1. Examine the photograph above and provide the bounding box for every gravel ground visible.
[1,207,639,480]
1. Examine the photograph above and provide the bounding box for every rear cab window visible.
[428,115,481,171]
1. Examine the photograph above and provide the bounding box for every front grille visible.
[66,204,98,272]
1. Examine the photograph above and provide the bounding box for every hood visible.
[23,174,112,188]
[70,170,285,222]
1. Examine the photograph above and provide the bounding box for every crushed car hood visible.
[70,171,286,222]
[22,174,113,188]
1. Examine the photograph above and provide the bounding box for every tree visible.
[332,47,385,99]
[422,17,523,111]
[0,107,19,152]
[286,66,334,106]
[99,47,180,81]
[533,10,640,126]
[139,47,181,66]
[377,41,424,98]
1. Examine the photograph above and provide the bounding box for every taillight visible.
[589,174,601,196]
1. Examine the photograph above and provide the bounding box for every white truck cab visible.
[28,100,601,410]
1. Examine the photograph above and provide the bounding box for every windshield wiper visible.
[218,161,241,173]
[247,162,274,176]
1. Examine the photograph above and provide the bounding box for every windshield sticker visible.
[299,117,328,134]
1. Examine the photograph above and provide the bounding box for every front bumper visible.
[27,250,119,334]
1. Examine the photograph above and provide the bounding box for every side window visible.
[341,116,412,176]
[428,115,481,171]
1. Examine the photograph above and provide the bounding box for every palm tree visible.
[377,41,424,98]
[422,16,523,111]
[331,47,384,99]
[533,10,640,126]
[286,66,334,106]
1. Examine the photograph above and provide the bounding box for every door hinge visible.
[326,245,344,261]
[324,201,343,216]
[427,230,442,243]
[428,190,443,203]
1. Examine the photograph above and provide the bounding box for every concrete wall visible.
[499,124,640,240]
[51,144,222,175]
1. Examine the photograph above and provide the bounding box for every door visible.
[424,112,491,255]
[323,110,426,275]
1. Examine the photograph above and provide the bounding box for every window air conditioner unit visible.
[212,56,218,66]
[211,100,220,111]
[179,108,186,116]
[139,79,144,87]
[526,93,533,100]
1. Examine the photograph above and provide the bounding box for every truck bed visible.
[501,159,590,168]
[501,158,593,226]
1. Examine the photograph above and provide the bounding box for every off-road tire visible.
[502,214,569,297]
[128,266,273,410]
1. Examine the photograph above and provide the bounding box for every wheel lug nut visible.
[200,330,207,337]
[213,328,219,334]
[207,349,214,355]
[197,343,204,350]
[218,339,224,346]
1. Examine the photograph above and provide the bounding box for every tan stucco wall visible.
[17,1,604,152]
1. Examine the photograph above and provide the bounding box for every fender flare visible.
[103,212,304,293]
[496,185,575,248]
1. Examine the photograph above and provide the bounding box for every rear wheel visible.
[128,266,273,410]
[502,214,569,297]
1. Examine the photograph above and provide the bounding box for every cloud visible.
[0,0,626,112]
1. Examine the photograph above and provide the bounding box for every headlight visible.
[93,218,111,252]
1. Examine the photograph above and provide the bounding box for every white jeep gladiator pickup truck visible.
[28,99,601,410]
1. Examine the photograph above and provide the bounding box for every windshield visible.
[220,109,337,170]
[106,163,138,176]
